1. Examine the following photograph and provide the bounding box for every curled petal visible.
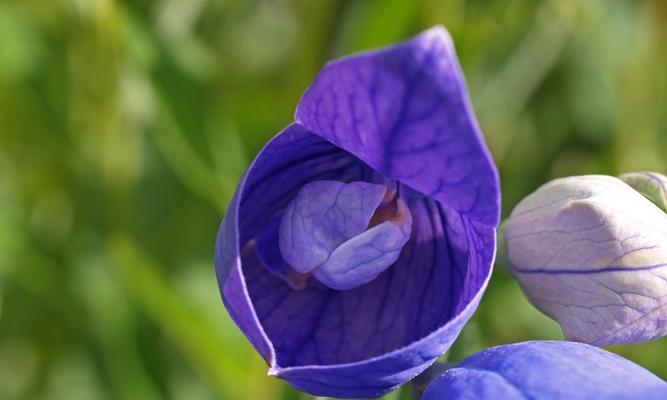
[312,198,412,290]
[296,26,499,227]
[505,175,667,345]
[279,180,388,274]
[421,341,667,400]
[257,213,291,280]
[279,179,413,290]
[256,213,311,290]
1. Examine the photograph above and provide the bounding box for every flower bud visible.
[504,174,667,345]
[620,171,667,212]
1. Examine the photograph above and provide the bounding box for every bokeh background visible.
[1,0,666,398]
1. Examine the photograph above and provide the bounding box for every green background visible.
[1,0,666,398]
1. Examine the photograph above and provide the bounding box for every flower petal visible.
[421,341,667,400]
[279,180,388,274]
[256,213,291,279]
[312,198,413,290]
[256,212,311,290]
[505,175,667,345]
[295,26,499,227]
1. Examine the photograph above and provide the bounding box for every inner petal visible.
[279,180,413,290]
[255,212,310,290]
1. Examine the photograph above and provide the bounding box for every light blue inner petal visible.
[279,180,413,290]
[279,180,387,273]
[313,199,413,290]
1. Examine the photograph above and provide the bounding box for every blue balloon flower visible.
[421,341,667,400]
[215,26,499,398]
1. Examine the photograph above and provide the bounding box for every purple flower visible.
[421,341,667,400]
[214,26,499,398]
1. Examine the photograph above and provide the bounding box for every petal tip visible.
[420,24,453,44]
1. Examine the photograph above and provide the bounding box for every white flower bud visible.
[504,174,667,345]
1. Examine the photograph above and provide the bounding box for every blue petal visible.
[256,212,311,290]
[296,26,499,227]
[312,198,413,290]
[279,179,413,290]
[421,341,667,400]
[279,180,387,273]
[256,213,289,279]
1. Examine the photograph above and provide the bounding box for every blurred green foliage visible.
[1,0,666,399]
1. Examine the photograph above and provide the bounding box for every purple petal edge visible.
[422,341,667,400]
